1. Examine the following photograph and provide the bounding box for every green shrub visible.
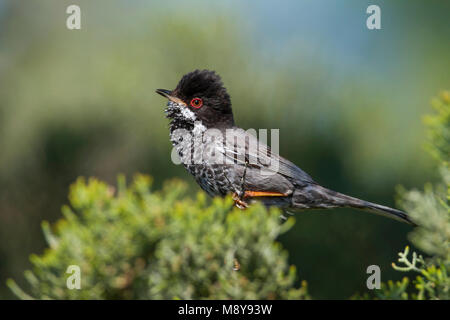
[358,91,450,300]
[7,175,308,300]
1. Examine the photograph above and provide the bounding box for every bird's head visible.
[156,70,234,129]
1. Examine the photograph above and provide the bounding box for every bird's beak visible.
[155,89,186,106]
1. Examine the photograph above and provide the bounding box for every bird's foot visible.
[232,192,248,209]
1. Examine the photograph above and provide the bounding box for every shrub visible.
[7,175,308,300]
[358,91,450,300]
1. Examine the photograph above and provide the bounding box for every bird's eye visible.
[190,98,203,109]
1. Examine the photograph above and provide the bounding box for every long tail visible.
[292,184,415,225]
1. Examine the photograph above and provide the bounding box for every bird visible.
[156,69,414,225]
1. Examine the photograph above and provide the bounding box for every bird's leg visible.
[233,161,250,208]
[223,170,243,208]
[229,161,290,209]
[237,160,249,199]
[226,161,250,209]
[232,193,249,209]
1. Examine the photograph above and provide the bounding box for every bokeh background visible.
[0,0,449,299]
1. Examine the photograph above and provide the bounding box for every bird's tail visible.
[292,184,415,225]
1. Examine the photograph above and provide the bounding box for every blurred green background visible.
[0,0,449,299]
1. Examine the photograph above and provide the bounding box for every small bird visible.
[156,69,413,225]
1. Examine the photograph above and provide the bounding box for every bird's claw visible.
[232,192,248,209]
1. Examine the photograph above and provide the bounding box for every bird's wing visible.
[220,129,315,186]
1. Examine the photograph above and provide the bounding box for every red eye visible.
[190,98,203,109]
